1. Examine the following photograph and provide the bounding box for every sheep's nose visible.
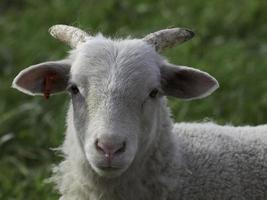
[95,139,126,159]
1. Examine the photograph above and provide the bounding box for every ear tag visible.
[43,74,56,100]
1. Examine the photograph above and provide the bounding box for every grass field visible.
[1,0,267,199]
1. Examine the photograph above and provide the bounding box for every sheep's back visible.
[171,122,267,200]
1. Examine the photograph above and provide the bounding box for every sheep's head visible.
[12,25,218,178]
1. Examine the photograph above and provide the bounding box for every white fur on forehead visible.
[75,34,160,68]
[70,35,162,90]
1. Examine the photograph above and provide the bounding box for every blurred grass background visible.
[0,0,267,199]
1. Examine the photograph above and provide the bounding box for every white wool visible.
[12,33,267,200]
[52,99,267,200]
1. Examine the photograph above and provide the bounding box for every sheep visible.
[12,24,267,200]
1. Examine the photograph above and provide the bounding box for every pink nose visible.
[95,139,126,159]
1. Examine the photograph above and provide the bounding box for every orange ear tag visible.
[44,74,56,100]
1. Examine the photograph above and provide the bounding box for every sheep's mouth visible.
[93,165,126,178]
[98,166,121,171]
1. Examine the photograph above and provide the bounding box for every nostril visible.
[115,141,126,155]
[95,139,105,153]
[95,139,126,156]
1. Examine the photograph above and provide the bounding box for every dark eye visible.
[149,89,159,98]
[67,84,80,95]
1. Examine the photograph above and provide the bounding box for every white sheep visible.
[12,25,267,200]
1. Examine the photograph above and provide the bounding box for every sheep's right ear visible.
[160,62,219,100]
[12,60,70,98]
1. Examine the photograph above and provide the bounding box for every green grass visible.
[0,0,267,199]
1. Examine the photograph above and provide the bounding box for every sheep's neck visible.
[56,98,176,200]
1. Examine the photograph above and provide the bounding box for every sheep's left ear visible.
[160,62,219,100]
[12,60,70,98]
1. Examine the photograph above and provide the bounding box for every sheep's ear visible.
[160,62,219,100]
[12,60,70,98]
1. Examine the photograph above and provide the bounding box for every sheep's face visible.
[12,36,218,178]
[70,38,163,177]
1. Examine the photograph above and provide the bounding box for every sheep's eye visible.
[149,89,159,98]
[67,84,80,95]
